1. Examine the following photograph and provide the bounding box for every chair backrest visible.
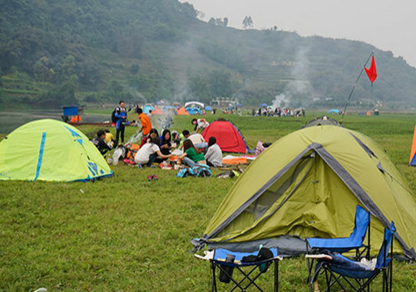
[375,221,395,269]
[349,205,371,243]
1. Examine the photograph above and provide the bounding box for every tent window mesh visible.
[216,151,316,239]
[251,155,314,220]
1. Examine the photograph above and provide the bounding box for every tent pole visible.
[341,52,374,122]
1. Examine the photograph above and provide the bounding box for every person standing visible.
[115,101,127,146]
[137,107,152,137]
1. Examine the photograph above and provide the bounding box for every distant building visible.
[211,97,239,107]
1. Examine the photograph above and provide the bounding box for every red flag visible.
[364,55,377,84]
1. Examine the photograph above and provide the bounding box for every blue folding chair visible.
[209,247,281,292]
[311,221,395,292]
[305,205,371,286]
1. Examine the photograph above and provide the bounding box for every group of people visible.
[252,107,305,117]
[112,100,153,146]
[131,126,222,169]
[92,108,223,169]
[178,129,222,168]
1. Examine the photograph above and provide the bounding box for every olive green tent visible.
[193,123,416,260]
[0,119,113,182]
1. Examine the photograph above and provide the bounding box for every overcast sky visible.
[178,0,416,68]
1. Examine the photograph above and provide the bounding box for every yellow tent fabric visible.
[197,124,416,260]
[0,119,113,182]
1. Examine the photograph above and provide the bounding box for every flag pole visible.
[341,52,374,122]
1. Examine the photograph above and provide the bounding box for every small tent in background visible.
[143,104,154,114]
[193,120,416,260]
[409,125,416,166]
[0,119,113,182]
[327,109,341,114]
[176,107,190,115]
[201,119,248,153]
[151,107,164,115]
[186,107,203,115]
[184,101,205,109]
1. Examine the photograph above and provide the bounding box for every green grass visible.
[1,112,416,291]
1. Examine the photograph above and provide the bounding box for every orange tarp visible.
[222,157,248,165]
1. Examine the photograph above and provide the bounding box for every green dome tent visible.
[193,123,416,260]
[0,119,113,182]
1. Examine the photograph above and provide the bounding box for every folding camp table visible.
[195,247,281,292]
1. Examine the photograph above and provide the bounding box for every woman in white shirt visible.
[134,136,171,167]
[205,137,223,167]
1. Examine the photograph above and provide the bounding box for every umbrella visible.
[260,103,268,107]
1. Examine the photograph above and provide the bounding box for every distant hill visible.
[1,0,415,110]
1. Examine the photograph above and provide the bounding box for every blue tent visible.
[205,106,213,111]
[327,109,341,114]
[143,105,155,114]
[186,107,202,115]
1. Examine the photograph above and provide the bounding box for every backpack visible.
[126,143,141,160]
[111,108,117,123]
[177,164,212,178]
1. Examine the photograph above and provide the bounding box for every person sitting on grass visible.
[134,136,171,167]
[155,129,175,164]
[91,129,112,156]
[104,129,115,148]
[139,128,159,147]
[160,129,175,156]
[179,139,206,167]
[180,130,207,153]
[205,137,223,167]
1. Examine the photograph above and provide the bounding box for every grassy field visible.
[1,111,416,291]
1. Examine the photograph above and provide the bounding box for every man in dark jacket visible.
[92,129,112,156]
